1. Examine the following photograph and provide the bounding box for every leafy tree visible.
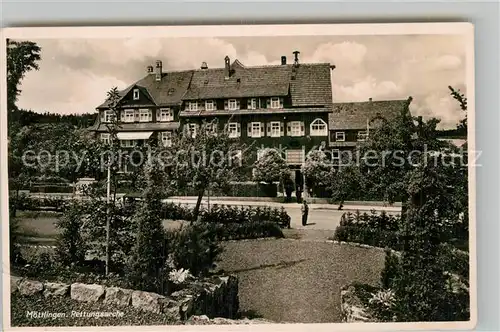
[126,156,169,293]
[55,201,87,266]
[252,147,288,184]
[302,149,332,195]
[7,40,41,113]
[168,119,247,220]
[392,155,469,321]
[448,86,467,134]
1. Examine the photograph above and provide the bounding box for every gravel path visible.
[217,239,385,323]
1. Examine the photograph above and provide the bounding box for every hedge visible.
[173,182,278,198]
[160,202,291,228]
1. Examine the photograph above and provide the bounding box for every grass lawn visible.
[14,211,188,245]
[11,293,177,327]
[217,239,385,323]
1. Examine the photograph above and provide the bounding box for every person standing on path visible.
[301,200,309,226]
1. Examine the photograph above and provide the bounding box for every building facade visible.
[90,51,411,185]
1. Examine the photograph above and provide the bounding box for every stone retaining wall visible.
[11,275,239,322]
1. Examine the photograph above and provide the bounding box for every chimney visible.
[369,97,372,102]
[201,61,208,70]
[147,65,154,74]
[281,56,287,65]
[155,60,162,81]
[224,56,230,80]
[293,50,300,66]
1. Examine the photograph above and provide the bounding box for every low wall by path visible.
[11,275,239,322]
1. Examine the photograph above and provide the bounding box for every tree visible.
[252,148,288,184]
[168,119,247,220]
[448,86,467,134]
[7,40,41,113]
[126,156,169,293]
[302,149,331,196]
[55,201,87,266]
[391,155,469,321]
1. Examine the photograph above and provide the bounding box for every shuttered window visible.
[287,121,304,137]
[248,122,263,138]
[227,122,240,138]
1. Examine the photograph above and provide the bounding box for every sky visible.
[16,34,467,129]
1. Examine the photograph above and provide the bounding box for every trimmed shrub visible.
[333,225,403,250]
[160,203,291,228]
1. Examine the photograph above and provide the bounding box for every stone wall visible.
[11,274,239,322]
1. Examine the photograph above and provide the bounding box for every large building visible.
[90,51,410,185]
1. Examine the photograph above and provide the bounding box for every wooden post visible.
[105,163,111,276]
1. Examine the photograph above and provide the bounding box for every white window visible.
[159,108,173,122]
[357,130,368,141]
[161,131,172,147]
[310,118,328,136]
[228,99,238,110]
[269,121,281,137]
[123,109,135,123]
[248,98,257,110]
[332,149,340,163]
[205,100,216,111]
[104,110,116,123]
[205,122,217,135]
[188,124,197,138]
[139,109,152,122]
[120,140,136,148]
[100,133,110,144]
[188,101,198,111]
[251,122,262,138]
[227,122,239,138]
[335,131,346,142]
[289,121,303,137]
[133,89,140,100]
[270,97,280,109]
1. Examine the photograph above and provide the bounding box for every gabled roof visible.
[97,71,194,109]
[329,98,411,130]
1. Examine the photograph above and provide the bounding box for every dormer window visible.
[167,88,175,95]
[188,101,198,112]
[133,89,140,100]
[270,97,280,109]
[248,98,257,110]
[228,99,238,110]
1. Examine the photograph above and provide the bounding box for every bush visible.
[166,222,223,277]
[160,203,291,228]
[333,225,403,250]
[160,202,192,221]
[380,249,401,289]
[203,221,284,241]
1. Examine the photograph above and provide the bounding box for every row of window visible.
[184,119,328,138]
[333,130,369,142]
[186,97,283,112]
